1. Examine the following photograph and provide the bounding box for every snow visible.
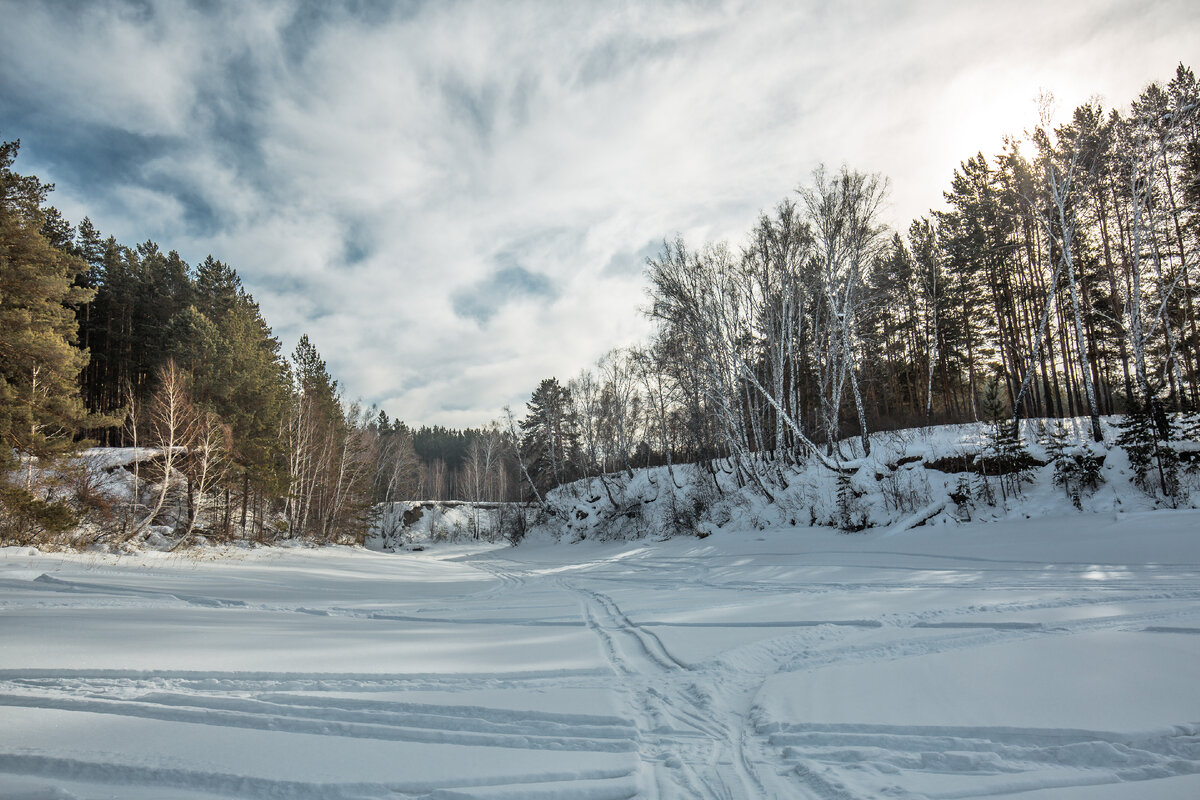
[369,502,531,549]
[534,417,1199,549]
[77,447,183,471]
[3,508,1200,798]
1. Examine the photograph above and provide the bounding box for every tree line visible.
[0,135,527,546]
[512,65,1200,504]
[3,63,1197,545]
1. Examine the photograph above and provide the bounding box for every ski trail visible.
[464,558,528,602]
[0,752,641,799]
[769,722,1200,798]
[0,692,638,752]
[573,585,686,673]
[558,577,773,800]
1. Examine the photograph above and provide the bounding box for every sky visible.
[2,0,1197,428]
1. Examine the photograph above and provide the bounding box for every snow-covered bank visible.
[368,501,533,550]
[13,416,1194,555]
[531,417,1199,543]
[3,508,1199,798]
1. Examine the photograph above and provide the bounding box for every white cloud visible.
[3,0,1198,426]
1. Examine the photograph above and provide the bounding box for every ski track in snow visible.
[3,513,1200,798]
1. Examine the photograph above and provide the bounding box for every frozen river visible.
[3,510,1200,798]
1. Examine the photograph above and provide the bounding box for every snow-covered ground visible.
[2,510,1199,799]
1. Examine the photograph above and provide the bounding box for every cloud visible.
[2,0,1198,426]
[603,239,663,278]
[453,263,558,325]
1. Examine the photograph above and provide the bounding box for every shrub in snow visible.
[977,376,1036,505]
[972,470,998,508]
[497,504,533,544]
[1183,413,1200,485]
[1116,396,1180,503]
[836,472,868,532]
[949,475,974,521]
[0,483,78,544]
[879,465,932,515]
[667,476,719,537]
[1043,422,1105,510]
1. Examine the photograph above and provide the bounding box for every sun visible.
[934,65,1085,167]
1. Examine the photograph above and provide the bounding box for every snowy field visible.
[2,511,1199,799]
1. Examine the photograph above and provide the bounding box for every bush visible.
[836,471,868,531]
[0,484,79,545]
[1117,395,1180,502]
[668,477,716,537]
[1181,412,1200,476]
[879,466,932,515]
[500,503,534,544]
[977,376,1034,503]
[1044,422,1105,510]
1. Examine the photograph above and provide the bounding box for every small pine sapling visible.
[979,375,1034,504]
[836,471,867,532]
[1180,412,1200,478]
[1043,422,1104,510]
[950,474,974,521]
[1116,394,1180,503]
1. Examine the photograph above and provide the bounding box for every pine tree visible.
[0,138,111,540]
[1116,393,1179,502]
[1043,421,1104,510]
[978,374,1033,503]
[520,378,580,494]
[0,138,96,475]
[186,257,290,532]
[937,154,1005,422]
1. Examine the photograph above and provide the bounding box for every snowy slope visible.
[534,417,1198,545]
[3,506,1200,799]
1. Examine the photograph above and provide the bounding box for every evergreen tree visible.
[1116,393,1180,502]
[0,138,96,475]
[520,378,580,494]
[187,256,290,522]
[1043,421,1104,510]
[937,154,1005,421]
[978,374,1033,503]
[0,138,117,541]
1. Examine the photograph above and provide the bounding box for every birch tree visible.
[1033,102,1105,441]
